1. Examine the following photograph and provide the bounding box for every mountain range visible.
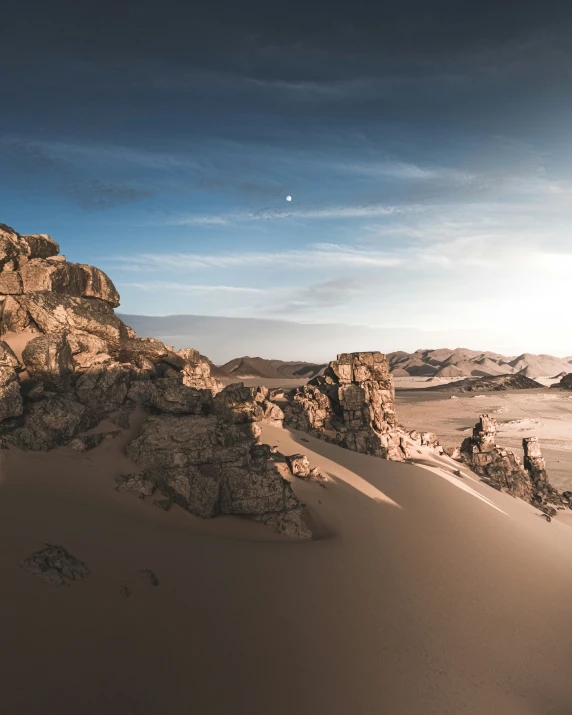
[219,356,326,380]
[387,348,572,379]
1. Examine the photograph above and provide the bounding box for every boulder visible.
[0,365,23,421]
[20,544,90,586]
[4,394,93,450]
[116,337,184,369]
[127,378,213,414]
[19,233,60,260]
[22,333,74,391]
[73,362,131,416]
[66,331,113,369]
[67,430,120,452]
[126,414,255,471]
[0,340,20,369]
[177,347,222,392]
[18,258,120,306]
[20,258,87,295]
[212,382,265,423]
[77,264,120,306]
[0,295,39,333]
[0,224,23,271]
[286,454,311,478]
[18,291,130,343]
[126,413,310,535]
[0,270,23,295]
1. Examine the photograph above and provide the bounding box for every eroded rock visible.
[68,430,120,452]
[286,453,311,478]
[115,473,156,496]
[458,415,567,512]
[269,351,441,461]
[0,365,23,421]
[22,333,74,391]
[20,544,90,586]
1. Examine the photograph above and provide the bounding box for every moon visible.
[285,195,292,201]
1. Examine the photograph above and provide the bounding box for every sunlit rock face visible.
[270,351,441,461]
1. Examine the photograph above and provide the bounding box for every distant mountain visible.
[117,314,572,377]
[426,374,545,393]
[220,356,325,380]
[388,348,572,379]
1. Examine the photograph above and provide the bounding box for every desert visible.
[1,220,572,715]
[4,2,572,712]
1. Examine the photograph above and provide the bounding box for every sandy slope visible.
[2,419,572,714]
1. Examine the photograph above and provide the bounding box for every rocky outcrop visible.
[0,220,313,537]
[556,373,572,390]
[126,383,311,537]
[458,415,567,514]
[127,377,214,414]
[269,351,441,461]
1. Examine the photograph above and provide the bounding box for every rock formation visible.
[457,415,567,514]
[20,544,91,586]
[268,351,441,461]
[0,221,310,538]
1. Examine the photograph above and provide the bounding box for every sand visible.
[2,413,572,714]
[397,386,572,492]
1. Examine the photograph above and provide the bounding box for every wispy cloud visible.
[110,244,404,272]
[169,203,420,226]
[340,160,474,182]
[122,281,267,294]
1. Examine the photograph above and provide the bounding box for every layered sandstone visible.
[269,351,441,461]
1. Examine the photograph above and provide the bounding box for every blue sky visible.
[2,0,572,354]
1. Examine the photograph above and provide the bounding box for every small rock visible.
[20,544,90,587]
[153,498,172,511]
[68,430,120,451]
[286,453,311,478]
[141,569,159,586]
[68,433,104,452]
[309,466,328,487]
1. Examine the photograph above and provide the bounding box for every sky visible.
[2,0,572,357]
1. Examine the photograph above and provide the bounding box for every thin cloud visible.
[110,244,404,272]
[170,203,420,226]
[122,281,267,294]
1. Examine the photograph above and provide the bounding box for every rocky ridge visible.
[0,222,310,538]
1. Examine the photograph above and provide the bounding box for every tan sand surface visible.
[397,387,572,491]
[2,418,572,714]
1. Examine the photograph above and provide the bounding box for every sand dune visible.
[3,417,572,714]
